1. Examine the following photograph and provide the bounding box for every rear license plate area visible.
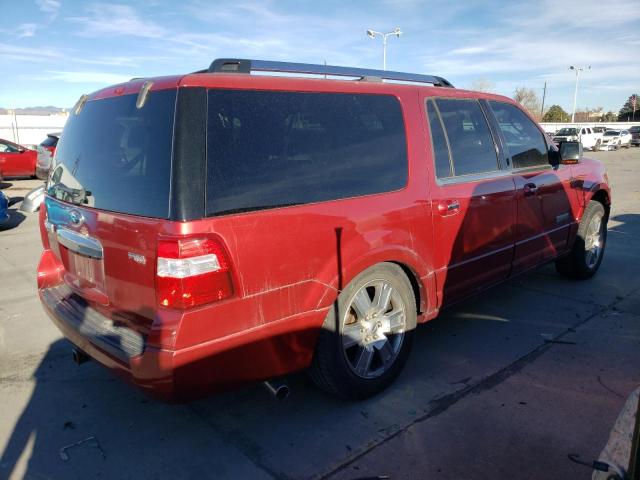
[68,252,104,288]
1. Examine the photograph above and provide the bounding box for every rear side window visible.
[433,98,498,177]
[48,89,176,218]
[206,90,407,216]
[489,101,548,169]
[426,100,452,178]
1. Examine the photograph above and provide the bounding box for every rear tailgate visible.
[42,86,177,348]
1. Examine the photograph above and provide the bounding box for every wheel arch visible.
[590,189,611,219]
[315,247,431,318]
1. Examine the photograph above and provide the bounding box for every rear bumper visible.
[39,281,326,402]
[35,165,49,180]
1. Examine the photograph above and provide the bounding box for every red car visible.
[0,138,37,179]
[37,59,611,401]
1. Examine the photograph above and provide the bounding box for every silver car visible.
[35,132,61,180]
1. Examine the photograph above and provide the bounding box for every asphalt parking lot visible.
[1,148,639,480]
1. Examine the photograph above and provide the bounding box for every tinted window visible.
[41,135,59,147]
[426,100,452,178]
[0,141,20,153]
[434,99,498,176]
[490,101,548,169]
[47,89,176,218]
[206,90,407,216]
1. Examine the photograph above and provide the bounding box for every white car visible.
[599,130,632,150]
[552,126,602,150]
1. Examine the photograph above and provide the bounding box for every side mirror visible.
[559,141,582,164]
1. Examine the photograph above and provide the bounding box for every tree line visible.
[466,78,638,122]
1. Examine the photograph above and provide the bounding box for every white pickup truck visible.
[552,126,603,151]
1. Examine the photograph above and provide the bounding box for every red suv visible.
[37,59,611,401]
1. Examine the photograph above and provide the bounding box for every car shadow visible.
[0,209,26,230]
[8,196,24,207]
[0,181,13,190]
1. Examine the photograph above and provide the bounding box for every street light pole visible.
[366,27,402,70]
[569,65,590,123]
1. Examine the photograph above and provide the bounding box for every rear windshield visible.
[206,90,407,216]
[41,135,59,147]
[47,89,176,218]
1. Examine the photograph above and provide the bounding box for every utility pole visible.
[540,82,547,120]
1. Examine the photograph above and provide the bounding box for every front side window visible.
[433,98,499,177]
[489,101,548,169]
[0,142,19,153]
[205,90,407,216]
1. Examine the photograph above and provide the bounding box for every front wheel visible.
[309,263,416,399]
[556,200,607,279]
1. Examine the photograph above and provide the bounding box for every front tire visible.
[556,200,607,279]
[309,263,416,399]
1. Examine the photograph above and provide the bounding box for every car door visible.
[487,101,575,273]
[621,130,631,145]
[0,140,31,177]
[424,97,516,306]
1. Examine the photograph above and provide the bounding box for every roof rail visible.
[206,58,454,88]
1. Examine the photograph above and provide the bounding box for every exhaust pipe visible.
[72,348,90,365]
[262,378,290,400]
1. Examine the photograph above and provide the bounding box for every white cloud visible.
[35,0,61,13]
[17,23,38,38]
[70,3,166,38]
[0,43,63,62]
[45,70,133,84]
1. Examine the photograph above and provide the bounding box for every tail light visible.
[156,237,234,309]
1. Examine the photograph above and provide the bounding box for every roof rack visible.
[205,58,454,88]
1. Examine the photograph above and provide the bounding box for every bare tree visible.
[467,78,495,93]
[513,87,541,119]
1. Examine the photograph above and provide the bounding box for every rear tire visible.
[555,200,607,279]
[309,263,416,399]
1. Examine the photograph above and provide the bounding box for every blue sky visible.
[1,0,638,112]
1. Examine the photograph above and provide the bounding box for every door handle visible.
[438,200,460,215]
[523,182,538,196]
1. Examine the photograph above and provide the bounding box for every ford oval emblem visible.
[68,210,84,227]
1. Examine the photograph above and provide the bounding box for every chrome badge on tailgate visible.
[128,252,146,265]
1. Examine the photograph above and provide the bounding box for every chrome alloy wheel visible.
[341,280,407,379]
[584,211,604,268]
